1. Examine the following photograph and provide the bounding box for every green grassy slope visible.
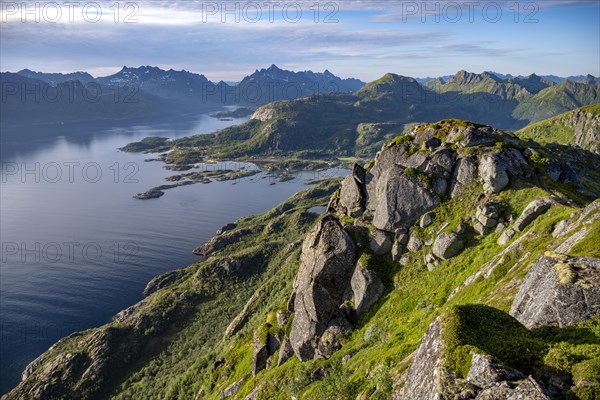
[9,120,600,400]
[516,105,600,152]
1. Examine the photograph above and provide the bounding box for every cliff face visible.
[517,104,600,154]
[6,120,600,400]
[569,107,600,153]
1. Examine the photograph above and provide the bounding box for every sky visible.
[0,0,599,82]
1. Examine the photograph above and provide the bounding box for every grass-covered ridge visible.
[516,104,600,153]
[119,73,600,174]
[5,180,341,400]
[8,119,600,400]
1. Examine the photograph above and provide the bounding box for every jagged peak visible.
[451,70,502,85]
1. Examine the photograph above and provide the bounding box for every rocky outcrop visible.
[402,318,446,400]
[252,332,279,376]
[288,216,357,361]
[251,104,279,121]
[252,336,269,376]
[433,233,465,260]
[450,156,478,198]
[475,377,553,399]
[510,255,600,329]
[351,262,385,315]
[316,318,353,358]
[478,148,527,194]
[193,229,253,258]
[467,353,524,389]
[369,168,440,232]
[402,314,552,400]
[143,270,181,296]
[513,198,553,232]
[498,198,553,245]
[474,201,505,235]
[339,165,367,217]
[220,379,244,399]
[570,107,600,154]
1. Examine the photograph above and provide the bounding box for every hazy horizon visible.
[1,0,598,82]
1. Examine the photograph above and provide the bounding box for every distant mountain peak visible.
[451,70,502,85]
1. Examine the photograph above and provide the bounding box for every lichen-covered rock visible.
[421,212,435,228]
[474,202,504,235]
[425,252,440,271]
[510,255,600,329]
[407,232,424,253]
[402,318,445,400]
[433,233,465,259]
[317,318,353,358]
[252,336,269,376]
[370,229,392,255]
[453,126,496,148]
[478,152,510,194]
[289,216,356,361]
[475,377,553,400]
[497,228,516,245]
[450,156,478,198]
[370,168,440,232]
[428,148,456,174]
[467,353,524,389]
[351,262,384,315]
[513,198,553,232]
[339,165,367,217]
[277,338,294,366]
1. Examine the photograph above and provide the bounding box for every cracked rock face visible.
[289,216,356,361]
[351,262,384,316]
[510,255,600,329]
[402,318,445,400]
[402,318,552,400]
[369,167,440,232]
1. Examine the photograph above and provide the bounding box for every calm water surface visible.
[0,114,345,393]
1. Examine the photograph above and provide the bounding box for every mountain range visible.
[0,65,366,128]
[417,72,599,85]
[2,67,598,134]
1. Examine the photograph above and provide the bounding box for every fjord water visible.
[0,114,343,394]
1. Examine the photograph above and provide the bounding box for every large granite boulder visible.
[449,156,478,198]
[513,198,553,232]
[433,233,465,260]
[369,167,440,232]
[289,216,356,361]
[510,255,600,329]
[339,165,367,217]
[351,262,384,316]
[478,152,510,194]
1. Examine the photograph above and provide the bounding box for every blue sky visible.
[0,0,598,81]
